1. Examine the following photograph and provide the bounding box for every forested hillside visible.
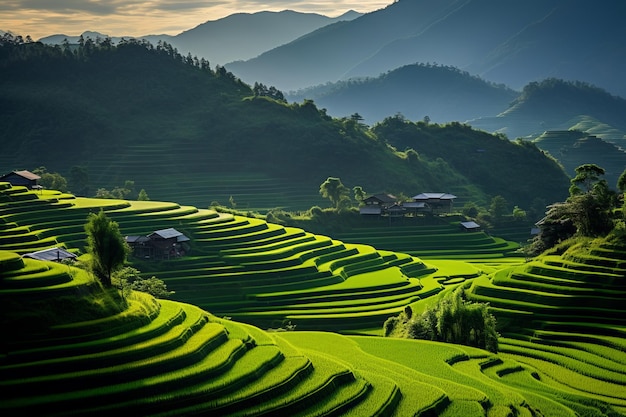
[287,63,518,124]
[0,37,570,212]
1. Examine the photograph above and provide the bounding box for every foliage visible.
[252,82,285,102]
[32,166,68,192]
[489,195,509,220]
[384,286,499,353]
[137,189,149,201]
[352,186,366,205]
[529,164,619,255]
[319,177,351,209]
[84,210,129,287]
[114,266,174,299]
[372,116,569,210]
[95,180,138,200]
[0,36,573,214]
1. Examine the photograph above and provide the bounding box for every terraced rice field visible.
[332,222,522,258]
[1,182,484,331]
[1,182,625,416]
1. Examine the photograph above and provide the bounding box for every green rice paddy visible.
[1,182,624,416]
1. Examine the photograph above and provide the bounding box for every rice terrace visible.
[1,174,625,416]
[1,13,626,415]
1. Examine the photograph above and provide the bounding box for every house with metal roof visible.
[126,228,190,260]
[23,247,77,262]
[0,170,41,188]
[411,193,457,213]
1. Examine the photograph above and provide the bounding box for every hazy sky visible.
[1,0,392,40]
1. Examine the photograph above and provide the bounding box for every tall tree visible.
[569,164,606,195]
[353,186,366,205]
[85,210,129,287]
[319,177,350,209]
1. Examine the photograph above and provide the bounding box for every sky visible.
[0,0,392,40]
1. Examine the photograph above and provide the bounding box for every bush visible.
[384,287,499,352]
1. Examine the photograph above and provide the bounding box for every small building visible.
[386,203,407,217]
[362,193,397,209]
[126,228,190,260]
[412,193,457,213]
[0,170,41,188]
[125,235,153,258]
[460,221,481,232]
[23,247,77,262]
[401,201,429,215]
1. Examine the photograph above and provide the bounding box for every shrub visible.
[384,287,499,353]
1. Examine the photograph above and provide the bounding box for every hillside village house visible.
[412,193,457,213]
[359,193,397,215]
[0,170,41,189]
[126,228,190,260]
[23,247,78,262]
[360,192,457,217]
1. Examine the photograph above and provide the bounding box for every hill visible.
[38,10,363,66]
[287,63,518,124]
[533,130,626,188]
[372,117,570,210]
[0,38,570,213]
[469,78,626,142]
[226,0,626,97]
[1,183,624,416]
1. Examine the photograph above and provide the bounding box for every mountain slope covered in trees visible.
[287,63,518,124]
[0,38,570,212]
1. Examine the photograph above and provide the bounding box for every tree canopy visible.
[319,177,351,209]
[85,210,129,287]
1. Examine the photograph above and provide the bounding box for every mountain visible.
[172,10,362,65]
[38,10,362,66]
[287,63,518,124]
[533,130,626,188]
[469,78,626,142]
[0,39,569,212]
[226,0,626,97]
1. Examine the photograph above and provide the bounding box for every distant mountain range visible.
[226,0,626,97]
[287,63,518,124]
[36,10,362,65]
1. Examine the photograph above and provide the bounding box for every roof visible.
[412,193,457,201]
[0,170,41,181]
[460,221,481,229]
[23,247,77,262]
[386,203,406,212]
[363,193,397,204]
[148,228,190,242]
[125,235,150,244]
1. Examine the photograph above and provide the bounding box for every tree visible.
[115,266,174,299]
[489,195,509,219]
[569,164,606,195]
[137,189,149,201]
[319,177,350,209]
[85,210,129,287]
[530,164,616,253]
[353,186,366,205]
[33,166,68,192]
[617,168,626,194]
[384,287,499,352]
